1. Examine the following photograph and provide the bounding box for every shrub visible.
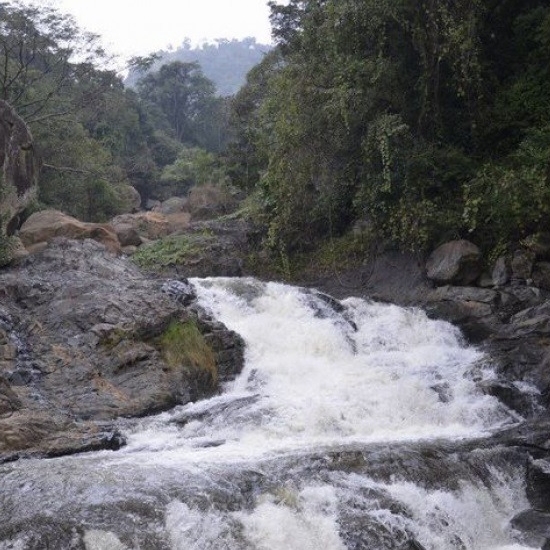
[131,235,200,269]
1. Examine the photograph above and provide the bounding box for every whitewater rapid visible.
[0,278,537,550]
[113,276,516,465]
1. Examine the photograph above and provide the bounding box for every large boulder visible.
[492,255,512,286]
[110,211,172,241]
[111,210,191,244]
[19,209,121,254]
[153,196,188,215]
[115,184,141,213]
[0,100,39,237]
[110,219,142,247]
[0,239,244,460]
[187,183,238,220]
[424,285,499,341]
[511,248,535,281]
[426,240,482,285]
[526,458,550,511]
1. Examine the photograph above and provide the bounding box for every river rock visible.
[145,198,161,210]
[187,184,238,220]
[110,219,142,247]
[0,409,125,461]
[533,262,550,291]
[526,458,550,511]
[0,238,244,460]
[110,211,172,240]
[506,302,550,338]
[492,255,512,286]
[479,379,537,417]
[511,249,535,281]
[426,240,482,285]
[510,509,550,547]
[153,196,188,214]
[19,210,121,254]
[424,285,499,341]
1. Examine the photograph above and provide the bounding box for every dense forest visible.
[1,0,550,266]
[228,0,550,258]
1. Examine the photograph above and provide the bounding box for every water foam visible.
[151,277,514,460]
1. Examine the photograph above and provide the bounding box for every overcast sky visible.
[51,0,275,59]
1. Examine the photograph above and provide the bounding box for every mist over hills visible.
[125,37,272,96]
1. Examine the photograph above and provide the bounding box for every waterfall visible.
[0,278,536,550]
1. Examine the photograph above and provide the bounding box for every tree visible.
[137,61,217,146]
[231,0,546,252]
[0,1,107,123]
[227,49,283,191]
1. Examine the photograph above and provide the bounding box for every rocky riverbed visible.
[3,232,550,547]
[0,238,243,462]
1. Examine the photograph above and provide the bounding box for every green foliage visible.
[35,119,126,222]
[157,319,217,385]
[137,61,226,150]
[161,147,227,188]
[0,2,108,122]
[131,235,202,269]
[292,229,377,280]
[2,0,547,255]
[0,3,163,220]
[226,50,282,191]
[227,0,550,254]
[463,126,550,247]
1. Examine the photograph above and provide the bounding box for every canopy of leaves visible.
[228,0,550,254]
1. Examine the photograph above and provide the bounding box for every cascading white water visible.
[0,278,538,550]
[182,277,512,450]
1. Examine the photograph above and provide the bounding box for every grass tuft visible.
[158,320,217,386]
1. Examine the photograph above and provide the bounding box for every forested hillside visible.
[228,0,550,258]
[0,2,232,232]
[1,0,549,269]
[125,38,272,96]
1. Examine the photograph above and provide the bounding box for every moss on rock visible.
[157,319,217,387]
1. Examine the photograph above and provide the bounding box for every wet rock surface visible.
[0,238,244,460]
[306,243,550,547]
[4,227,550,546]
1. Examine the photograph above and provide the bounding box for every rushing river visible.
[0,278,538,549]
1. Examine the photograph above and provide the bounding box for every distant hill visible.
[125,37,272,96]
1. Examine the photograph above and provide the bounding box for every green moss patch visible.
[157,320,217,385]
[131,235,201,269]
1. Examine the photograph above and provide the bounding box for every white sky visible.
[50,0,275,60]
